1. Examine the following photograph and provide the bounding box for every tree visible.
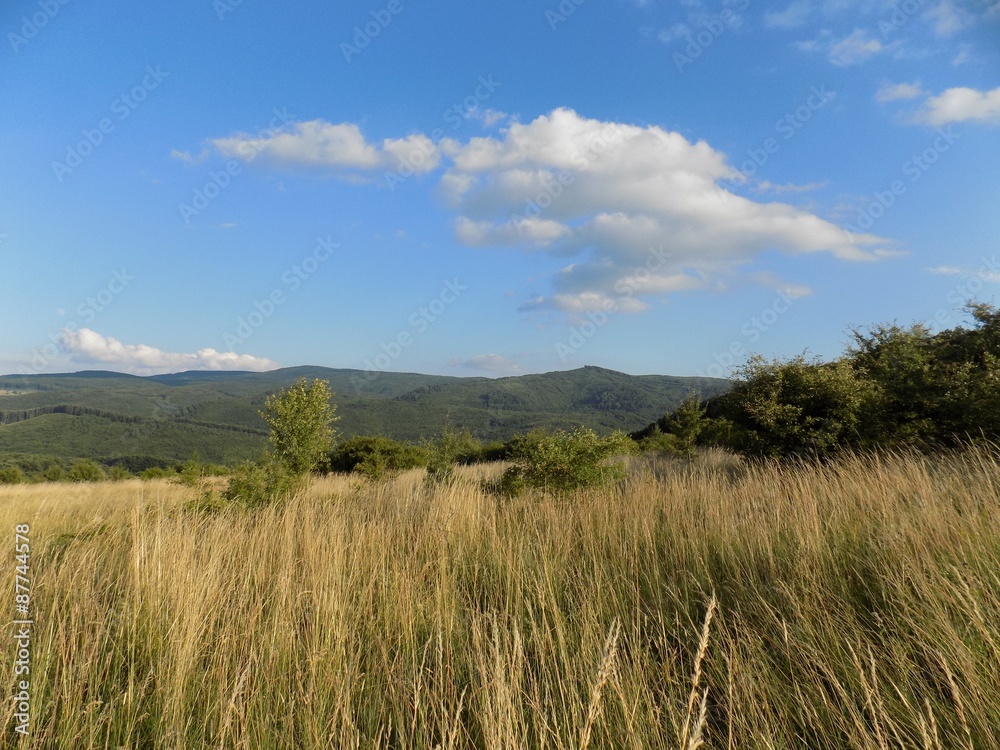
[261,377,339,476]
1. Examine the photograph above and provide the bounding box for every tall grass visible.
[1,448,999,748]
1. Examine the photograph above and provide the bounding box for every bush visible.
[221,458,302,509]
[330,436,428,480]
[68,459,106,482]
[139,467,174,480]
[0,466,26,484]
[494,427,634,495]
[424,428,482,485]
[107,466,132,481]
[43,464,67,482]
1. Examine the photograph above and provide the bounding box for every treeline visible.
[634,303,1000,458]
[0,453,229,485]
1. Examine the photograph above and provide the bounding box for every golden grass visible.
[1,448,999,748]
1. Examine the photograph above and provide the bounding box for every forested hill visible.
[0,366,728,465]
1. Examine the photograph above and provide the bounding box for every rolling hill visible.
[0,366,729,465]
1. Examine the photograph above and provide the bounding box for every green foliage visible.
[681,302,1000,459]
[0,466,25,484]
[139,467,174,480]
[720,355,876,459]
[329,436,429,481]
[43,464,68,482]
[260,378,339,476]
[68,459,106,482]
[496,427,634,495]
[424,427,483,485]
[107,465,132,481]
[221,458,302,509]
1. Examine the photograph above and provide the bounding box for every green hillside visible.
[0,366,728,465]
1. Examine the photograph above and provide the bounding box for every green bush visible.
[330,436,428,480]
[139,467,174,480]
[262,377,339,475]
[43,464,68,482]
[424,427,482,485]
[495,427,633,495]
[221,458,302,509]
[107,466,132,481]
[68,459,106,482]
[0,466,26,484]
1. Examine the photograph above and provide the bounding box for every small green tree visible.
[261,378,339,475]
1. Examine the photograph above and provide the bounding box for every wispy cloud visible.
[875,80,928,103]
[765,0,811,29]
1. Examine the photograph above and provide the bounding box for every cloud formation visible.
[875,81,928,103]
[199,108,890,315]
[917,85,1000,126]
[61,328,279,375]
[212,120,443,175]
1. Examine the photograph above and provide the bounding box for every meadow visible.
[2,448,999,749]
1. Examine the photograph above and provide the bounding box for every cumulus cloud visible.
[193,107,890,316]
[61,328,278,376]
[875,81,928,103]
[439,108,889,313]
[211,120,443,175]
[917,85,1000,126]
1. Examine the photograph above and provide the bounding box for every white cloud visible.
[448,354,523,373]
[827,28,882,65]
[197,108,890,317]
[658,22,691,42]
[170,148,209,165]
[440,108,889,313]
[210,120,443,174]
[765,0,811,29]
[923,0,975,36]
[875,80,928,102]
[61,328,278,376]
[926,264,1000,282]
[918,85,1000,126]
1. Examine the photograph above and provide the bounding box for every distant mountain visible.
[0,366,729,465]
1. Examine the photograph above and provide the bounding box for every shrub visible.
[0,466,26,484]
[68,459,106,482]
[221,458,301,509]
[495,427,634,495]
[330,436,428,480]
[107,466,132,481]
[139,467,174,480]
[424,427,481,485]
[43,464,67,482]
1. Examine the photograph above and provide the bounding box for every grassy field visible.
[1,449,999,748]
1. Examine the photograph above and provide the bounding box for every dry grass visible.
[1,448,999,748]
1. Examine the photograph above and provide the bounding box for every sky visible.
[1,0,998,380]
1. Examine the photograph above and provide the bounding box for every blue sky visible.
[1,0,998,379]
